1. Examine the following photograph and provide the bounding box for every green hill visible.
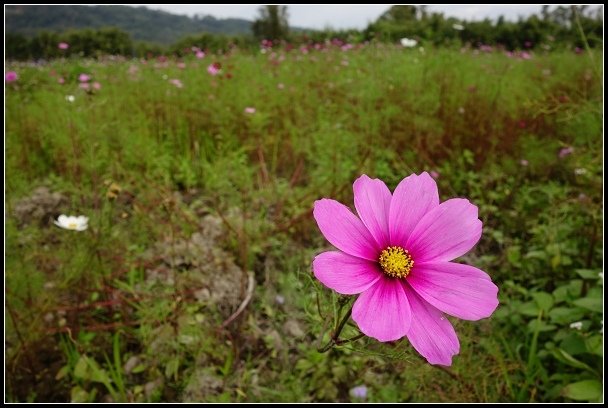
[5,5,253,44]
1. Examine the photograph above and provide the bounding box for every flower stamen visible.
[379,246,414,279]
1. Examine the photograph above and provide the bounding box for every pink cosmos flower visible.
[5,71,18,82]
[312,173,499,366]
[520,51,532,60]
[92,82,102,90]
[559,146,574,158]
[58,77,65,84]
[169,78,183,88]
[79,74,91,82]
[244,107,256,114]
[207,62,221,76]
[196,50,206,59]
[58,42,69,50]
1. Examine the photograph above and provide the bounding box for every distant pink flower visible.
[244,107,256,114]
[177,62,186,69]
[207,62,221,76]
[574,47,583,54]
[79,74,91,82]
[92,82,101,90]
[313,173,498,366]
[520,51,532,60]
[58,77,65,84]
[79,83,90,90]
[559,146,574,158]
[520,159,529,166]
[196,50,205,59]
[429,170,440,179]
[58,42,69,50]
[169,79,183,88]
[5,71,18,82]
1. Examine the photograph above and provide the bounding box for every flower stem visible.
[317,303,359,353]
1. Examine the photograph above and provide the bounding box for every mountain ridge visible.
[5,5,260,44]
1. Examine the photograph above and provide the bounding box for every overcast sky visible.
[126,4,560,30]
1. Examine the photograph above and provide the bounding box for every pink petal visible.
[313,199,380,261]
[408,262,499,320]
[353,175,392,248]
[313,251,381,295]
[406,198,482,263]
[403,283,460,366]
[389,172,439,248]
[352,276,411,342]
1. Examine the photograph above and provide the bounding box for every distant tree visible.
[378,5,418,22]
[251,5,289,41]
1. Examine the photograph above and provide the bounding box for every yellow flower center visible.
[68,222,78,229]
[378,246,414,279]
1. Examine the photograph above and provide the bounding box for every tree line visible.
[5,5,602,61]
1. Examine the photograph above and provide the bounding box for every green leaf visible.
[532,292,554,311]
[519,301,540,317]
[553,280,583,303]
[70,386,90,403]
[559,333,587,356]
[572,297,603,312]
[527,319,556,333]
[55,365,70,381]
[562,380,602,401]
[575,269,602,280]
[548,307,585,324]
[585,335,603,357]
[551,348,596,374]
[73,356,90,380]
[165,357,180,381]
[525,250,547,260]
[506,246,521,265]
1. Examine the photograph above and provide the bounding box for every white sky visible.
[125,4,559,30]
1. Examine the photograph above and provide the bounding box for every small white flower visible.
[453,23,465,31]
[54,214,88,231]
[569,321,583,330]
[574,168,587,175]
[66,95,75,103]
[400,38,418,48]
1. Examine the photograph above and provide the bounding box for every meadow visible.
[5,43,603,402]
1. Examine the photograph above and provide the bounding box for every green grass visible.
[5,44,603,402]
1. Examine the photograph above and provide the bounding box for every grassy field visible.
[5,44,603,402]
